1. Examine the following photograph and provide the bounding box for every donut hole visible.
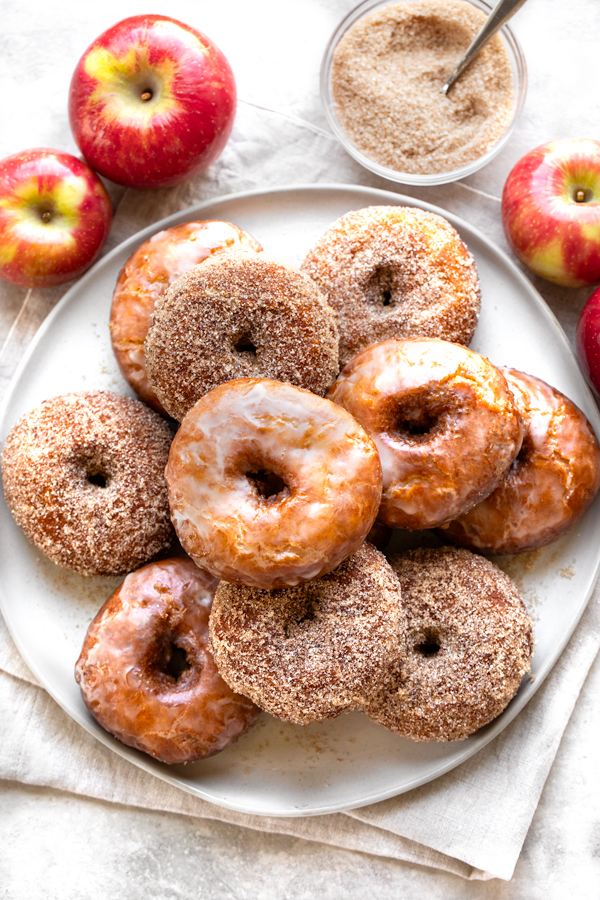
[247,468,289,502]
[153,634,194,685]
[284,597,318,638]
[232,328,258,359]
[365,263,399,311]
[394,392,450,441]
[414,628,442,657]
[75,453,114,490]
[398,408,439,436]
[513,433,534,467]
[85,468,110,489]
[163,644,191,681]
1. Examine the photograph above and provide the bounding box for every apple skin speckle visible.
[502,139,600,288]
[68,15,236,190]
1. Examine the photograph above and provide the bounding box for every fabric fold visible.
[1,580,598,881]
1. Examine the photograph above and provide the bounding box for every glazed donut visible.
[362,546,534,742]
[109,220,263,415]
[1,390,174,576]
[301,205,481,367]
[165,378,383,588]
[75,557,261,764]
[144,251,340,422]
[327,338,525,530]
[439,369,600,554]
[209,543,406,724]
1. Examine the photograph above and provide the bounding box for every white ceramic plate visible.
[2,184,600,817]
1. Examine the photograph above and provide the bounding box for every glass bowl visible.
[321,0,528,186]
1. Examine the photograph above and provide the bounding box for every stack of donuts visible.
[3,206,599,766]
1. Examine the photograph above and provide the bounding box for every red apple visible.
[501,139,600,288]
[68,15,236,190]
[576,286,600,395]
[0,148,113,289]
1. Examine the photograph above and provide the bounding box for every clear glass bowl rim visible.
[320,0,528,186]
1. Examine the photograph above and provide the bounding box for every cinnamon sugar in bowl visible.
[322,0,527,185]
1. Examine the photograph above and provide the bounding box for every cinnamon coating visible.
[362,547,534,742]
[75,558,261,764]
[145,251,340,421]
[165,378,383,588]
[439,369,600,554]
[301,205,480,366]
[1,390,174,576]
[327,338,525,530]
[109,220,263,415]
[209,543,406,724]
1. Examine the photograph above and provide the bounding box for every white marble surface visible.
[1,0,600,893]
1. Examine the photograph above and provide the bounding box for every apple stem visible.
[576,190,586,203]
[140,90,153,102]
[40,211,52,223]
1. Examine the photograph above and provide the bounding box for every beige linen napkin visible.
[1,589,598,882]
[1,104,599,882]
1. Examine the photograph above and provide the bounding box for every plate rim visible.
[1,181,599,817]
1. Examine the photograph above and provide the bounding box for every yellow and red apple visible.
[68,15,237,190]
[576,286,600,395]
[501,139,600,288]
[0,148,112,289]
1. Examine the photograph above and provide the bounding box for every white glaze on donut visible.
[75,557,261,764]
[327,338,524,530]
[166,378,383,587]
[439,369,600,553]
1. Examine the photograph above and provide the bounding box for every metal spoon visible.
[441,0,528,95]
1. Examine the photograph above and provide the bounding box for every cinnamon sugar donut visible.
[1,390,174,576]
[166,378,382,588]
[75,557,261,764]
[145,251,339,422]
[439,369,600,554]
[209,543,406,724]
[362,546,534,742]
[109,220,262,415]
[327,338,524,530]
[301,205,480,366]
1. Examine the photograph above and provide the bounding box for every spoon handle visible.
[441,0,528,95]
